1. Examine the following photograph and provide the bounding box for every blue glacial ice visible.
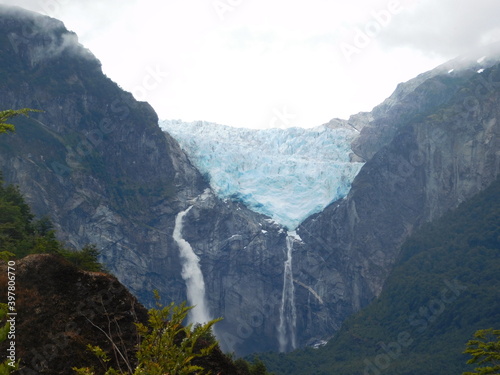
[160,120,364,230]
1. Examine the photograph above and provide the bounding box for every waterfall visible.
[173,206,211,325]
[278,232,297,352]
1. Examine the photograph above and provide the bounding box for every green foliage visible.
[262,178,500,375]
[0,108,41,134]
[0,108,39,374]
[73,293,223,375]
[62,244,105,272]
[72,345,121,375]
[463,329,500,375]
[249,359,270,375]
[233,357,274,375]
[134,299,221,375]
[0,172,104,272]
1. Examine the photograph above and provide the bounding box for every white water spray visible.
[173,206,211,324]
[278,232,298,352]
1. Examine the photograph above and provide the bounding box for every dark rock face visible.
[0,254,149,374]
[1,6,499,356]
[295,62,500,338]
[0,6,288,355]
[179,190,288,353]
[351,43,500,161]
[0,5,205,306]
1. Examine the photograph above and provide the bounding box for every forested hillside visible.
[262,178,500,375]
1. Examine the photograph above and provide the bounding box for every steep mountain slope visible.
[164,54,500,352]
[0,5,205,305]
[350,43,500,160]
[290,58,500,338]
[0,174,247,375]
[262,177,500,375]
[0,6,289,355]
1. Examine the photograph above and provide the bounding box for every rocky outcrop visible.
[0,254,149,374]
[351,42,500,160]
[0,254,249,374]
[179,190,288,353]
[1,5,499,357]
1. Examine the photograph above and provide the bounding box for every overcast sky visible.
[2,0,500,128]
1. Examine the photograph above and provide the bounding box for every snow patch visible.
[198,188,212,201]
[287,230,303,243]
[311,340,328,349]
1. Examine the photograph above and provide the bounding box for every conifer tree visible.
[463,329,500,375]
[0,108,41,134]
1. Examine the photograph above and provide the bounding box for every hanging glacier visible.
[160,120,364,230]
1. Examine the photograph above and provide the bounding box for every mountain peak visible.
[0,5,99,68]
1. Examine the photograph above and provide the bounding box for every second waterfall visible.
[278,232,298,352]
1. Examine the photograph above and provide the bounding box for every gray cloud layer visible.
[4,0,499,60]
[379,0,500,58]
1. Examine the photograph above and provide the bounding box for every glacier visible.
[160,120,364,230]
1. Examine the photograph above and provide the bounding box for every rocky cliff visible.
[293,57,500,341]
[170,52,500,351]
[1,5,499,357]
[0,6,288,355]
[0,5,203,310]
